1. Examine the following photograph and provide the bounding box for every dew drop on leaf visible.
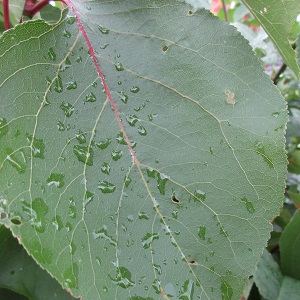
[46,173,65,188]
[0,117,8,139]
[98,181,116,193]
[73,145,93,166]
[85,91,97,103]
[130,86,140,93]
[194,189,206,202]
[111,150,123,161]
[115,62,124,71]
[138,126,147,136]
[98,25,109,34]
[47,47,56,61]
[141,233,159,249]
[66,81,77,90]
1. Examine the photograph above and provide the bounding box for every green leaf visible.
[254,249,300,300]
[0,1,287,299]
[0,226,75,299]
[242,0,300,78]
[279,210,300,280]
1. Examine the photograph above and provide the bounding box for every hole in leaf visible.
[10,218,22,225]
[162,45,169,52]
[171,195,180,203]
[187,10,193,15]
[187,260,197,265]
[0,212,7,219]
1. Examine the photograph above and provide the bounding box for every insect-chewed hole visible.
[10,218,22,226]
[171,195,180,203]
[162,45,169,53]
[0,212,7,219]
[187,260,197,265]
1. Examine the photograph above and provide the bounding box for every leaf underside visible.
[0,1,287,299]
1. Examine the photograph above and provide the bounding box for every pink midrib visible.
[64,0,136,161]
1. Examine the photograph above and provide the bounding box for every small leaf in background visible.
[0,226,75,300]
[242,0,300,78]
[254,249,300,300]
[279,210,300,280]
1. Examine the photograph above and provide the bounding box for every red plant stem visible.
[62,0,136,160]
[23,0,49,17]
[3,0,10,30]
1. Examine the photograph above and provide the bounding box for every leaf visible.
[241,0,300,78]
[0,1,287,299]
[279,210,300,280]
[0,226,75,299]
[253,249,300,300]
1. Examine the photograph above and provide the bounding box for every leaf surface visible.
[242,0,300,78]
[0,1,287,299]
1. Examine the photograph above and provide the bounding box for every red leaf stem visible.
[3,0,10,30]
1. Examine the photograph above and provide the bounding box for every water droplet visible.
[141,233,159,249]
[126,115,139,126]
[157,173,169,195]
[179,279,194,299]
[46,173,65,188]
[109,267,135,288]
[117,92,128,104]
[93,225,117,246]
[138,126,147,136]
[73,145,93,166]
[96,138,111,150]
[66,16,75,24]
[124,176,132,188]
[198,226,206,240]
[6,149,27,173]
[54,75,63,93]
[127,214,134,222]
[100,43,109,49]
[101,162,110,175]
[172,210,178,219]
[220,226,228,237]
[152,279,161,294]
[68,197,76,219]
[240,197,255,213]
[118,81,122,85]
[48,47,56,61]
[98,181,116,193]
[75,131,86,144]
[66,81,77,90]
[210,147,213,155]
[146,168,156,178]
[162,45,169,52]
[138,212,149,220]
[83,190,94,209]
[52,215,63,231]
[59,57,71,72]
[76,56,82,63]
[111,150,123,161]
[254,141,274,168]
[98,25,109,34]
[60,102,74,117]
[0,117,8,139]
[86,5,91,10]
[63,30,71,38]
[63,263,78,289]
[57,121,65,131]
[116,132,127,145]
[115,62,124,71]
[85,92,97,103]
[26,134,45,159]
[130,86,140,93]
[221,280,233,300]
[272,112,279,118]
[194,189,206,202]
[153,264,162,275]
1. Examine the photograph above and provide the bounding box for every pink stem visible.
[3,0,10,30]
